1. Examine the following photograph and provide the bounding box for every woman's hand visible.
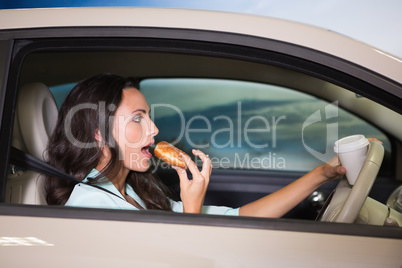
[174,149,212,213]
[317,137,383,184]
[317,155,346,184]
[368,138,382,144]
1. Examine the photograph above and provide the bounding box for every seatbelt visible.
[9,146,125,201]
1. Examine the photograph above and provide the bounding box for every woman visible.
[45,73,348,217]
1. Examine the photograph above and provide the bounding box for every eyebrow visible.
[131,109,151,115]
[132,109,147,114]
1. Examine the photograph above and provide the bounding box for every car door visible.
[0,8,401,267]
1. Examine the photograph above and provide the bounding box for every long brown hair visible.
[45,73,172,211]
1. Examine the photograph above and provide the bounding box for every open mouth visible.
[141,143,153,159]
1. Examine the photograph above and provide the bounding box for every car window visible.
[140,78,391,172]
[50,82,76,109]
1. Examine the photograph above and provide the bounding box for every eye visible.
[132,115,142,123]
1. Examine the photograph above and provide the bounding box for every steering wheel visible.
[318,141,384,223]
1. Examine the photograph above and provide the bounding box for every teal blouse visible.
[65,169,239,216]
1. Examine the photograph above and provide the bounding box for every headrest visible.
[13,83,58,160]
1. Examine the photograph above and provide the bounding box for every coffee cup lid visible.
[334,134,369,153]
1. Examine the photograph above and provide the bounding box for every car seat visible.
[6,82,58,205]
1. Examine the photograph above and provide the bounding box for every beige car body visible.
[0,7,401,267]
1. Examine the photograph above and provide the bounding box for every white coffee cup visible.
[334,135,369,185]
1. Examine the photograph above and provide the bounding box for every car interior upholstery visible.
[6,82,57,205]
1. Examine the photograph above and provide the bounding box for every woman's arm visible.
[239,138,382,218]
[239,156,345,218]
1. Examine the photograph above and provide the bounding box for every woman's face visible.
[111,88,159,172]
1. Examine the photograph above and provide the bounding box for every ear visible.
[94,129,103,145]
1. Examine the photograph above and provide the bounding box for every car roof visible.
[0,7,401,85]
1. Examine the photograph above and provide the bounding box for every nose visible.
[148,119,159,137]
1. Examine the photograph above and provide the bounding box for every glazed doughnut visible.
[154,141,188,169]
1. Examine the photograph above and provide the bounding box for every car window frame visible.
[1,27,401,240]
[2,203,402,240]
